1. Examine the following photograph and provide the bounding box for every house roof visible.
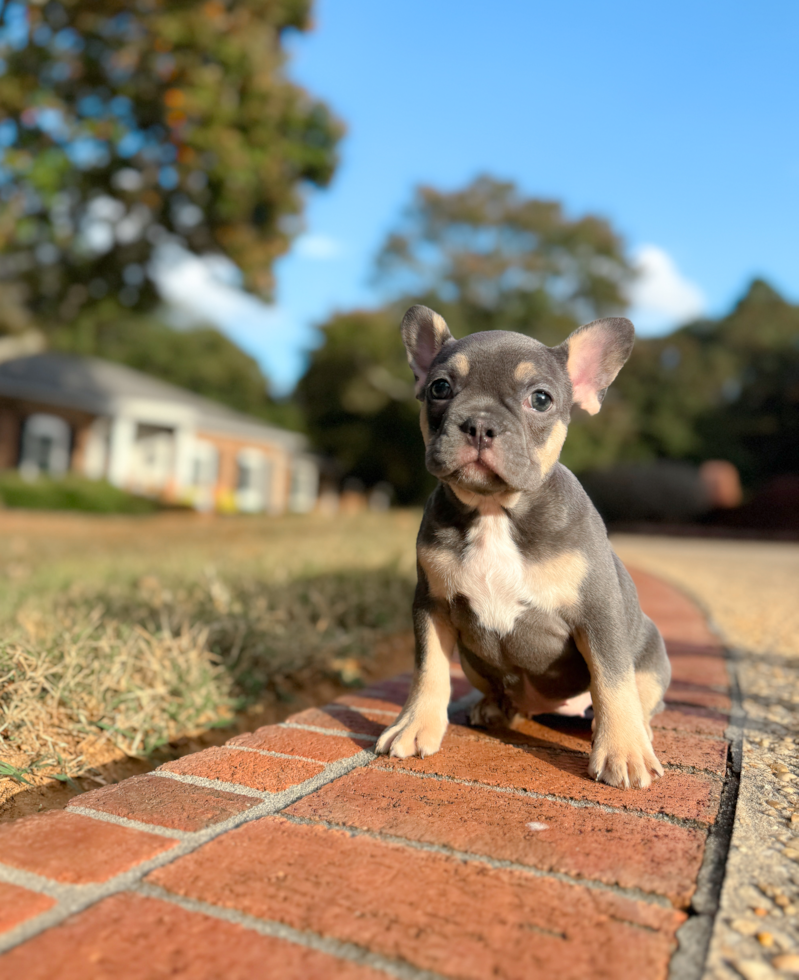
[0,352,306,451]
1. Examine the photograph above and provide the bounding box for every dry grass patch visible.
[1,612,229,782]
[0,511,418,799]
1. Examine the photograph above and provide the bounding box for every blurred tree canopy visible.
[564,279,799,482]
[0,0,341,335]
[376,175,632,346]
[299,177,799,502]
[296,308,430,502]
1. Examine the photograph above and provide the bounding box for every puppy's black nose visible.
[460,416,498,449]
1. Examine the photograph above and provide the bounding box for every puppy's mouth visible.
[460,459,496,479]
[447,450,507,493]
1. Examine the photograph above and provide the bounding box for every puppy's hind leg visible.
[375,607,455,759]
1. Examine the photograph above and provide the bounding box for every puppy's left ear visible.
[561,317,634,415]
[401,305,454,398]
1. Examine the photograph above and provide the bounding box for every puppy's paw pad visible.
[374,714,447,759]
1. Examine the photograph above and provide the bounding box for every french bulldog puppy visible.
[375,306,671,788]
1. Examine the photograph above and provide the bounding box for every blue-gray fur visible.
[378,304,671,789]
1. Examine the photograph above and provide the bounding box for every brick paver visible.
[148,817,685,980]
[159,746,324,792]
[653,704,730,738]
[498,716,729,773]
[74,775,260,832]
[0,567,733,979]
[0,892,387,980]
[0,811,176,884]
[286,767,705,905]
[228,723,376,761]
[0,883,55,936]
[273,706,391,736]
[373,725,723,822]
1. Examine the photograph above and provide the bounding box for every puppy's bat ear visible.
[401,305,454,398]
[561,317,634,415]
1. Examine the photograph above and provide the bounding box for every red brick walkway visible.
[0,569,732,980]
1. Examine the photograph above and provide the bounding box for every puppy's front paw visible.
[374,710,447,759]
[588,730,664,789]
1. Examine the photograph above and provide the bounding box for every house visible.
[0,352,319,514]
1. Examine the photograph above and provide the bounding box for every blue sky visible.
[163,0,799,393]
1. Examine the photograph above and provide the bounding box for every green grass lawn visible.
[0,510,419,792]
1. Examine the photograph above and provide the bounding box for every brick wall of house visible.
[0,397,96,474]
[196,430,291,513]
[0,404,20,470]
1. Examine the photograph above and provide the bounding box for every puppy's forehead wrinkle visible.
[431,334,529,369]
[456,329,548,355]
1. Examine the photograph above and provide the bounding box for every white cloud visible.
[150,244,307,395]
[627,245,705,334]
[151,244,261,323]
[293,233,343,260]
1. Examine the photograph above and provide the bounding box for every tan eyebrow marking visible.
[449,352,470,376]
[514,360,538,381]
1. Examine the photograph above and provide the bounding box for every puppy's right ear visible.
[401,305,454,398]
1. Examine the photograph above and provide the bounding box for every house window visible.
[190,445,217,487]
[129,423,174,493]
[289,458,319,513]
[20,414,71,477]
[235,449,271,513]
[237,457,254,492]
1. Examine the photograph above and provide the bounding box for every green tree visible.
[0,0,341,331]
[563,279,799,486]
[296,308,432,504]
[375,175,632,346]
[692,280,799,485]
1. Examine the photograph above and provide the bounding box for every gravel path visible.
[612,535,799,980]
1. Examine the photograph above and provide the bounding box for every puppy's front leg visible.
[576,629,664,789]
[375,606,455,759]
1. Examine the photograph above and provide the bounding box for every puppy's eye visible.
[527,390,552,412]
[430,379,452,399]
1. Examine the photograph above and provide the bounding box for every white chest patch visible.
[459,513,530,634]
[420,507,587,636]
